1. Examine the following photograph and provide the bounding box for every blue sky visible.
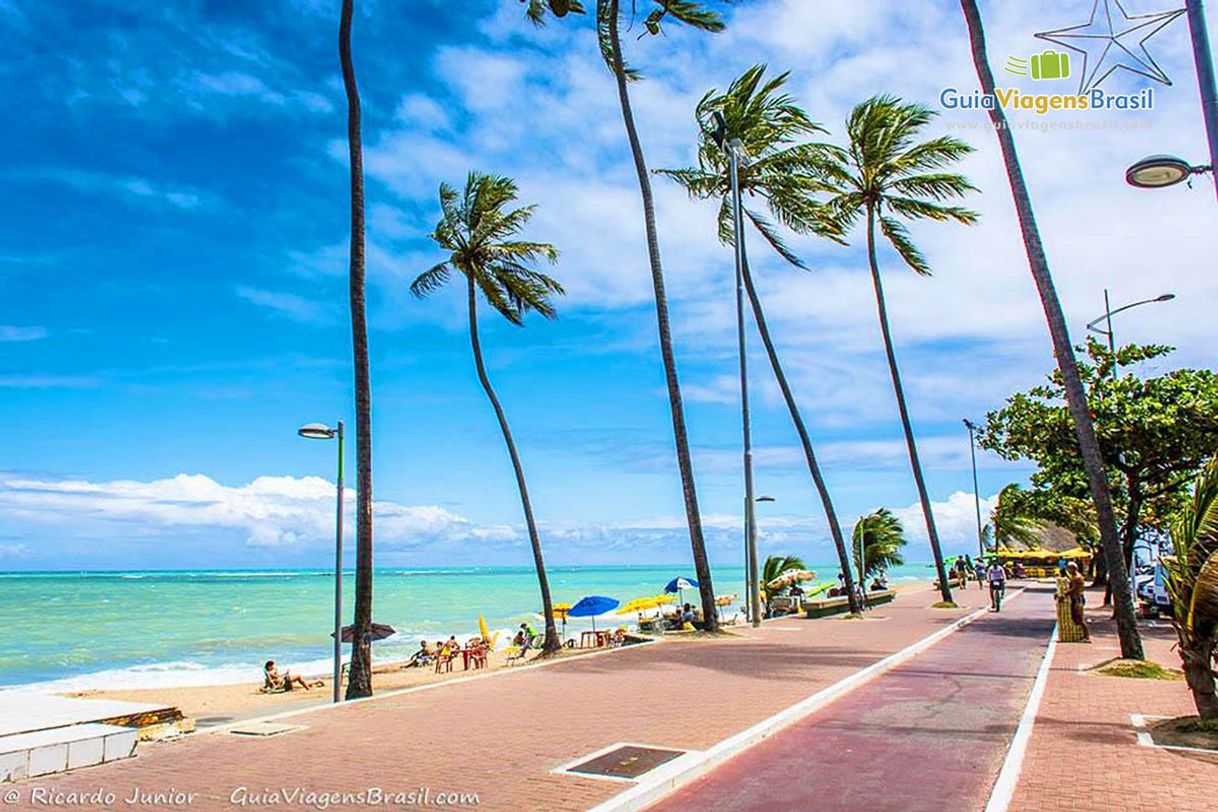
[1,0,1214,571]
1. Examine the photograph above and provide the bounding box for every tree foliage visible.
[852,508,907,578]
[979,340,1218,561]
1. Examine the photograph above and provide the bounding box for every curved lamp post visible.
[963,419,985,559]
[1085,292,1175,381]
[298,421,344,703]
[1126,155,1212,189]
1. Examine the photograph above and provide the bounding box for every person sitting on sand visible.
[262,660,318,692]
[405,640,434,668]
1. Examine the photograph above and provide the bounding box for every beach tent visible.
[568,595,620,634]
[332,622,395,643]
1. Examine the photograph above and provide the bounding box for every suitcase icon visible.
[1030,49,1070,81]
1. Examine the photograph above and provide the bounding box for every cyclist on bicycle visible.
[987,561,1007,611]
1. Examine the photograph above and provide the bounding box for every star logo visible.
[1035,0,1185,94]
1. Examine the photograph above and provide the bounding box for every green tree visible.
[524,0,725,630]
[989,484,1044,549]
[852,508,907,579]
[656,65,861,613]
[412,172,564,656]
[823,94,978,605]
[1165,452,1218,718]
[338,0,375,699]
[959,0,1143,660]
[979,341,1218,583]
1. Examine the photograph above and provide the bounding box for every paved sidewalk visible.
[16,589,978,811]
[1011,592,1218,812]
[652,586,1057,812]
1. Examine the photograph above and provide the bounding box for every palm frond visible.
[744,207,805,269]
[409,262,452,299]
[883,195,978,224]
[879,215,930,275]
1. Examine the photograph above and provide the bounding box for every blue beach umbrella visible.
[664,577,699,607]
[568,595,620,633]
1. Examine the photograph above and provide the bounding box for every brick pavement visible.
[14,588,976,811]
[651,585,1057,812]
[1010,590,1218,812]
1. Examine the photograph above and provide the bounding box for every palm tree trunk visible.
[739,249,860,614]
[606,0,717,631]
[1181,643,1218,719]
[466,278,561,655]
[960,0,1143,659]
[865,208,954,604]
[339,0,374,698]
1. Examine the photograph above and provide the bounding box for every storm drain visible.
[229,722,306,737]
[559,744,687,782]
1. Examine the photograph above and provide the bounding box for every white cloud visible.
[0,326,48,342]
[235,286,333,325]
[0,472,512,552]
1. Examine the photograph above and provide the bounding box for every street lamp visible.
[1125,1,1218,200]
[710,110,762,629]
[1125,155,1212,189]
[1085,291,1175,381]
[963,419,985,559]
[298,420,344,704]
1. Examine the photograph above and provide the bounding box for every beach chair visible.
[434,648,456,674]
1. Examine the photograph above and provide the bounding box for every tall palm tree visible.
[1164,452,1218,718]
[525,0,725,630]
[411,172,564,656]
[824,95,978,605]
[657,65,862,614]
[338,0,374,699]
[853,508,907,579]
[959,0,1143,659]
[990,483,1043,549]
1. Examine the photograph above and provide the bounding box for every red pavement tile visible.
[1009,591,1218,812]
[652,587,1057,812]
[11,589,975,811]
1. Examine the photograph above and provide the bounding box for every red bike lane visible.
[651,586,1057,812]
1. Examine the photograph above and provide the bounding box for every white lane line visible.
[984,621,1058,812]
[590,602,995,812]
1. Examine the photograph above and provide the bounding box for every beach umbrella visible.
[568,595,620,633]
[548,602,573,639]
[617,597,660,615]
[664,577,698,606]
[332,622,395,643]
[714,594,738,606]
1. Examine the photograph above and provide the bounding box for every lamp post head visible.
[756,495,776,503]
[963,418,977,432]
[1126,154,1204,188]
[298,423,336,440]
[1155,293,1176,302]
[709,111,728,151]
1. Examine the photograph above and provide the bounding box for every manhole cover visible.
[230,722,305,737]
[567,745,685,780]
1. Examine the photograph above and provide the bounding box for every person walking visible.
[973,557,987,590]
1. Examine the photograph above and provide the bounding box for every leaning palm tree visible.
[823,95,978,605]
[853,508,907,580]
[338,0,375,699]
[657,65,862,615]
[411,172,564,655]
[991,483,1043,549]
[1164,452,1218,718]
[524,0,725,630]
[959,0,1143,660]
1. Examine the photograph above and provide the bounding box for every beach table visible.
[461,647,487,670]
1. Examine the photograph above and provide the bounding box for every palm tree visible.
[411,172,564,656]
[524,0,726,630]
[823,95,978,605]
[959,0,1144,660]
[1164,452,1218,718]
[657,65,862,614]
[338,0,374,699]
[990,483,1043,549]
[852,508,907,580]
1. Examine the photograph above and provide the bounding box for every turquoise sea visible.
[0,564,931,691]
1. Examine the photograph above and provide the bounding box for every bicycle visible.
[989,579,1005,612]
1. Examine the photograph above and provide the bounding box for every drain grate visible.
[230,722,305,737]
[566,745,685,780]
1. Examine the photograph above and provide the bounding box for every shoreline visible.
[57,579,935,727]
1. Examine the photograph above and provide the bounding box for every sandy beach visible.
[60,581,935,728]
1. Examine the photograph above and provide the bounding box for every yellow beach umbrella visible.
[715,594,738,607]
[617,597,660,615]
[651,594,675,606]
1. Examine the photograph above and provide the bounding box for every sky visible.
[1,0,1214,572]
